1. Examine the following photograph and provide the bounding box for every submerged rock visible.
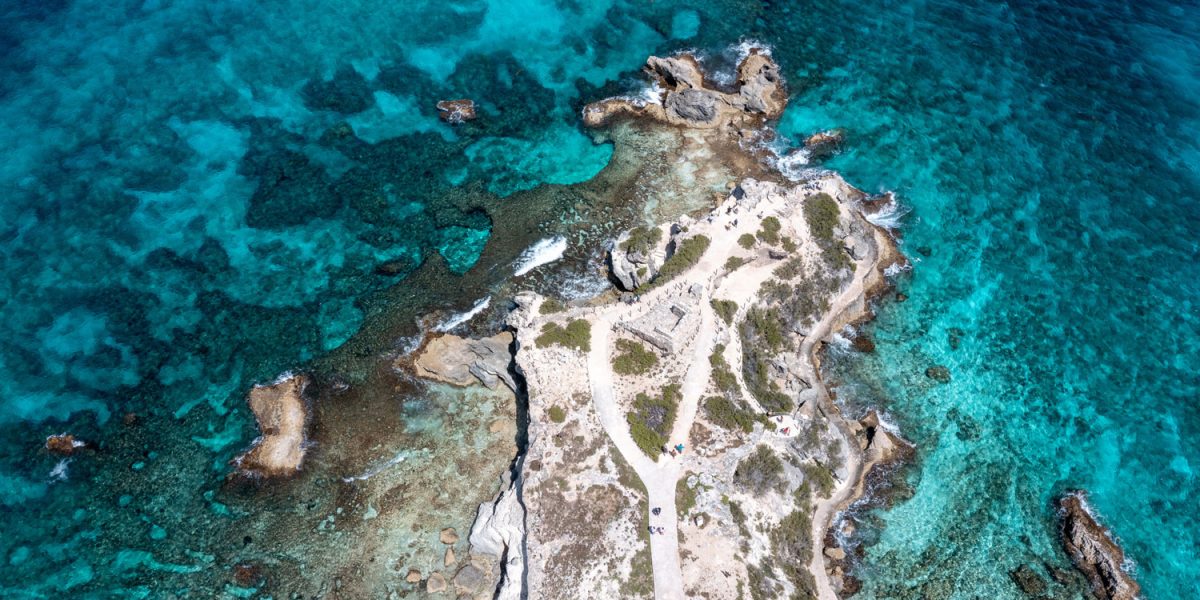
[412,333,516,391]
[426,571,448,593]
[925,365,951,383]
[1009,564,1047,597]
[231,373,310,479]
[436,99,477,123]
[1057,491,1140,600]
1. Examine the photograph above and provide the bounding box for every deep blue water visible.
[0,0,1196,597]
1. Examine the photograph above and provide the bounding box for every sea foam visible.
[513,236,567,277]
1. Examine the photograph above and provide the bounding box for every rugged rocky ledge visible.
[412,332,517,391]
[231,372,310,479]
[1058,491,1141,600]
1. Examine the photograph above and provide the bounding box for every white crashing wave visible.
[341,449,422,483]
[883,262,909,277]
[628,80,665,107]
[435,296,491,332]
[865,194,911,230]
[513,236,567,277]
[49,459,70,482]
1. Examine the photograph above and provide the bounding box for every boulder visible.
[444,547,457,567]
[426,572,448,593]
[735,52,787,117]
[824,546,847,561]
[436,99,476,123]
[452,564,486,594]
[665,88,721,124]
[231,373,310,479]
[440,527,460,545]
[413,333,516,391]
[406,569,422,583]
[1058,491,1140,600]
[646,55,705,90]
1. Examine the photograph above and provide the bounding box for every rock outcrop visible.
[232,373,310,479]
[436,99,476,123]
[1057,491,1141,600]
[413,332,517,391]
[608,225,670,291]
[467,472,526,600]
[582,49,786,130]
[45,433,88,455]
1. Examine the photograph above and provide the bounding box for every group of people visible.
[662,443,686,458]
[648,506,665,535]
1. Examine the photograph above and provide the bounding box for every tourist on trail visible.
[652,507,661,516]
[675,443,685,454]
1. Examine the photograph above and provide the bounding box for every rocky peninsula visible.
[405,50,912,599]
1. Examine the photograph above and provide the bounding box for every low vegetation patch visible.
[648,234,710,288]
[723,256,747,272]
[676,477,698,517]
[539,297,566,314]
[738,233,757,249]
[711,299,738,326]
[703,396,757,433]
[620,226,662,255]
[536,319,591,352]
[740,309,794,413]
[627,384,681,457]
[612,339,658,376]
[548,405,567,423]
[804,193,840,242]
[709,346,739,397]
[781,236,798,253]
[756,216,782,245]
[734,445,787,495]
[770,509,818,599]
[801,462,836,499]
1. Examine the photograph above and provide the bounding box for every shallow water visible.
[2,0,1197,597]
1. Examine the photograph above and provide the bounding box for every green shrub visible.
[740,310,794,413]
[709,347,739,396]
[756,216,782,245]
[627,384,681,457]
[723,256,747,272]
[703,396,756,433]
[734,445,787,495]
[770,509,818,599]
[677,478,698,517]
[781,236,798,253]
[612,339,658,376]
[711,299,738,326]
[548,405,567,423]
[536,319,591,352]
[738,233,756,249]
[539,297,565,314]
[649,235,711,288]
[804,193,840,242]
[801,462,836,499]
[620,226,663,254]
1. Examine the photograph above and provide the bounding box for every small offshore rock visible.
[925,365,951,383]
[896,292,908,302]
[440,527,459,545]
[405,569,422,583]
[824,546,847,561]
[444,547,456,567]
[374,259,410,276]
[45,433,86,456]
[436,99,476,123]
[426,571,448,593]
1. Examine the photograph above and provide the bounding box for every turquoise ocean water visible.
[0,0,1195,597]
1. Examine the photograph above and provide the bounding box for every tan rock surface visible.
[413,333,515,391]
[232,373,310,478]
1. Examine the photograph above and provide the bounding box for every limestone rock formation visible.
[582,49,786,129]
[436,99,476,123]
[1058,491,1140,600]
[608,226,669,291]
[413,332,516,391]
[231,373,310,479]
[467,473,525,600]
